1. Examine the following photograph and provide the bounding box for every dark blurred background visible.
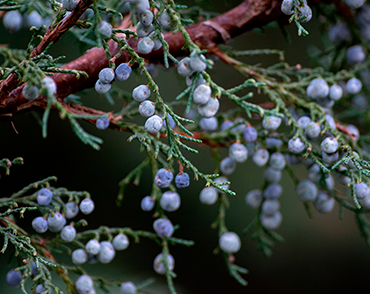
[1,1,370,293]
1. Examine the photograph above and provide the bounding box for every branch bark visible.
[1,0,284,116]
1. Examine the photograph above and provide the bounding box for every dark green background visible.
[1,1,370,293]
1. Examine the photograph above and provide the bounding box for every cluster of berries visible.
[3,10,52,33]
[95,63,132,95]
[136,7,169,55]
[140,168,190,212]
[32,188,94,235]
[22,77,57,101]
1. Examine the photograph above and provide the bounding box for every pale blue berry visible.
[95,79,111,94]
[35,284,46,294]
[141,196,155,211]
[243,126,258,143]
[3,11,22,33]
[189,54,207,72]
[177,57,193,77]
[136,22,154,38]
[22,84,39,101]
[161,113,176,129]
[252,148,269,167]
[261,199,280,215]
[157,10,172,31]
[47,212,66,232]
[262,116,281,131]
[346,78,362,94]
[219,232,241,253]
[160,191,180,212]
[245,189,263,209]
[229,143,248,163]
[322,151,338,164]
[298,4,312,23]
[193,84,211,105]
[145,115,163,133]
[320,137,338,153]
[115,63,132,81]
[80,198,95,215]
[98,68,115,84]
[154,168,173,188]
[132,85,151,102]
[263,183,283,199]
[306,78,329,99]
[112,233,129,250]
[66,202,79,219]
[139,10,153,26]
[199,187,218,205]
[37,188,53,206]
[288,137,305,154]
[120,282,137,294]
[137,37,154,54]
[220,157,236,175]
[32,217,48,233]
[197,97,220,118]
[281,0,294,15]
[263,167,281,183]
[75,275,93,294]
[269,152,286,170]
[61,225,76,242]
[42,77,57,96]
[260,211,282,230]
[72,249,88,265]
[98,21,112,39]
[220,120,234,131]
[296,180,318,202]
[86,239,100,255]
[96,116,109,130]
[347,124,360,141]
[98,241,116,264]
[153,253,174,275]
[175,173,190,189]
[6,269,22,287]
[329,85,343,100]
[314,192,335,213]
[297,116,311,129]
[153,218,174,238]
[139,100,155,117]
[355,182,370,199]
[135,0,150,13]
[231,118,247,134]
[305,122,320,139]
[200,117,218,131]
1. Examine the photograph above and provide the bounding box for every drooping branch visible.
[1,0,285,116]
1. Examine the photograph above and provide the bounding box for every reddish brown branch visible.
[1,0,285,115]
